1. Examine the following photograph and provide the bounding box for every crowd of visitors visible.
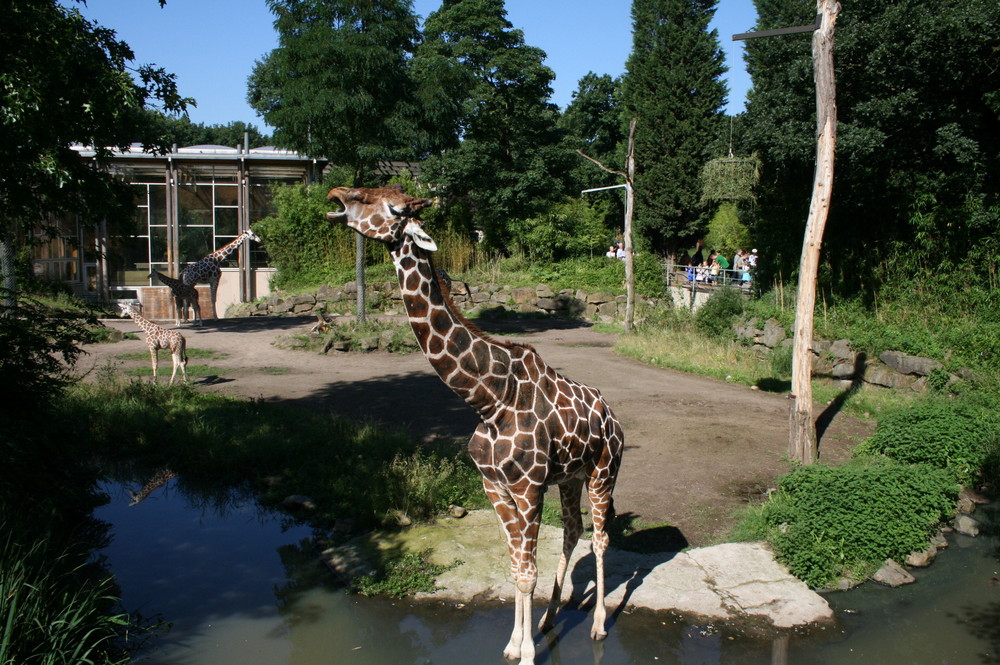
[685,248,757,286]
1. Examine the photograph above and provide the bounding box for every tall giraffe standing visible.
[326,186,624,665]
[180,229,260,318]
[150,270,202,326]
[118,302,188,385]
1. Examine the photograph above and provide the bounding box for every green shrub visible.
[759,461,957,588]
[353,549,460,597]
[694,288,745,339]
[855,401,995,484]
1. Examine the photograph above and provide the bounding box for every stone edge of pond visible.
[321,509,834,629]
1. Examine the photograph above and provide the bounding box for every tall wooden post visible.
[788,0,840,464]
[623,118,637,332]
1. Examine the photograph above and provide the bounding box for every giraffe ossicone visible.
[326,185,624,665]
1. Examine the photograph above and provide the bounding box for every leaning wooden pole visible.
[789,0,840,464]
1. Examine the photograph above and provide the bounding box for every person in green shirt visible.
[714,250,730,283]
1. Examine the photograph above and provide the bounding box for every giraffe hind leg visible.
[587,479,616,641]
[538,477,585,633]
[149,348,158,383]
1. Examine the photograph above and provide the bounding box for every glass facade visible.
[32,146,320,300]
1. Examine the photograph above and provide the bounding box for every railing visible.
[664,263,755,290]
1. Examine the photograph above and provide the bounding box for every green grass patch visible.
[352,549,462,598]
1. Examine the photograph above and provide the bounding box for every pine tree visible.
[621,0,727,257]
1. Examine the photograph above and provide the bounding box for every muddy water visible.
[93,480,998,665]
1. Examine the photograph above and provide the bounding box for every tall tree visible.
[621,0,728,257]
[743,0,1000,292]
[248,0,423,320]
[412,0,571,249]
[0,0,190,305]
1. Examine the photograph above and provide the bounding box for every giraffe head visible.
[246,228,261,244]
[326,185,436,251]
[117,301,139,318]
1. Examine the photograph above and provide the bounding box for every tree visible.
[248,0,424,320]
[620,0,728,258]
[412,0,571,250]
[0,0,190,305]
[148,113,271,148]
[743,0,1000,292]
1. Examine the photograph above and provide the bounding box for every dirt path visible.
[80,315,874,547]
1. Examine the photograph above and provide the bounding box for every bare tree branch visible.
[576,149,627,180]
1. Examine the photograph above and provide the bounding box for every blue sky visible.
[75,0,757,129]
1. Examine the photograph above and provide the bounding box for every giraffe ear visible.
[404,221,437,251]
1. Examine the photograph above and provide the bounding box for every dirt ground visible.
[80,314,875,547]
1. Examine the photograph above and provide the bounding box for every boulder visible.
[828,339,856,362]
[759,319,786,348]
[952,514,980,537]
[878,350,943,376]
[872,559,915,587]
[864,366,917,390]
[535,283,554,298]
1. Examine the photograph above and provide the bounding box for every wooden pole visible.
[623,118,637,332]
[578,118,638,332]
[789,0,840,464]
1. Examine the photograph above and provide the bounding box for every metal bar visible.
[733,15,820,41]
[581,184,630,194]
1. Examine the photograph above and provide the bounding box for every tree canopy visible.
[621,0,728,256]
[743,0,1000,292]
[412,0,571,248]
[248,0,424,184]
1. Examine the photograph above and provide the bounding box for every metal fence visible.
[664,263,755,290]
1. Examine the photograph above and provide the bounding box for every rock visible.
[535,283,554,298]
[959,487,991,505]
[905,544,938,568]
[282,494,316,511]
[828,339,856,362]
[956,495,977,514]
[448,504,468,518]
[864,366,917,390]
[878,350,943,377]
[952,514,980,537]
[831,361,858,379]
[929,530,948,550]
[343,510,833,628]
[872,559,915,587]
[759,319,786,348]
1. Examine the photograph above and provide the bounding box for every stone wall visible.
[734,317,959,392]
[229,279,641,322]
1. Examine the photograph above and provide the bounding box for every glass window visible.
[179,227,213,264]
[149,184,168,225]
[178,183,213,227]
[215,207,239,236]
[215,185,239,207]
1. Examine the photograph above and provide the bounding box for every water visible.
[93,480,999,664]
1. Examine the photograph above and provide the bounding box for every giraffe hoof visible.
[503,645,520,661]
[591,628,608,641]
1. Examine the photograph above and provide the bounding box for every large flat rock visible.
[323,510,832,629]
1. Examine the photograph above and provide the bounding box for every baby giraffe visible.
[118,302,188,385]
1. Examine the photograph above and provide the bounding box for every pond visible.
[92,479,999,664]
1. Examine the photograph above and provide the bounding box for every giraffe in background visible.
[327,186,624,665]
[150,270,202,326]
[118,302,188,385]
[180,229,260,318]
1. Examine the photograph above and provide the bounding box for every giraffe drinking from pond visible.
[326,185,624,665]
[180,229,260,318]
[118,302,188,385]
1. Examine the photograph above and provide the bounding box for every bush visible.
[694,288,745,339]
[855,400,996,484]
[760,460,957,588]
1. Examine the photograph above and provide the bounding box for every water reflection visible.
[93,477,999,665]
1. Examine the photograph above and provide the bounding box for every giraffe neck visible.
[127,309,157,335]
[390,237,512,415]
[207,232,250,262]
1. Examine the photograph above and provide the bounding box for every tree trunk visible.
[0,226,17,312]
[789,0,840,464]
[624,118,637,333]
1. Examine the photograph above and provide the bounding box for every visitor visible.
[616,243,627,261]
[606,244,617,259]
[714,250,730,283]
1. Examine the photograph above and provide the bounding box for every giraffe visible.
[118,302,188,385]
[150,270,202,327]
[180,228,260,318]
[128,467,178,506]
[326,185,624,665]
